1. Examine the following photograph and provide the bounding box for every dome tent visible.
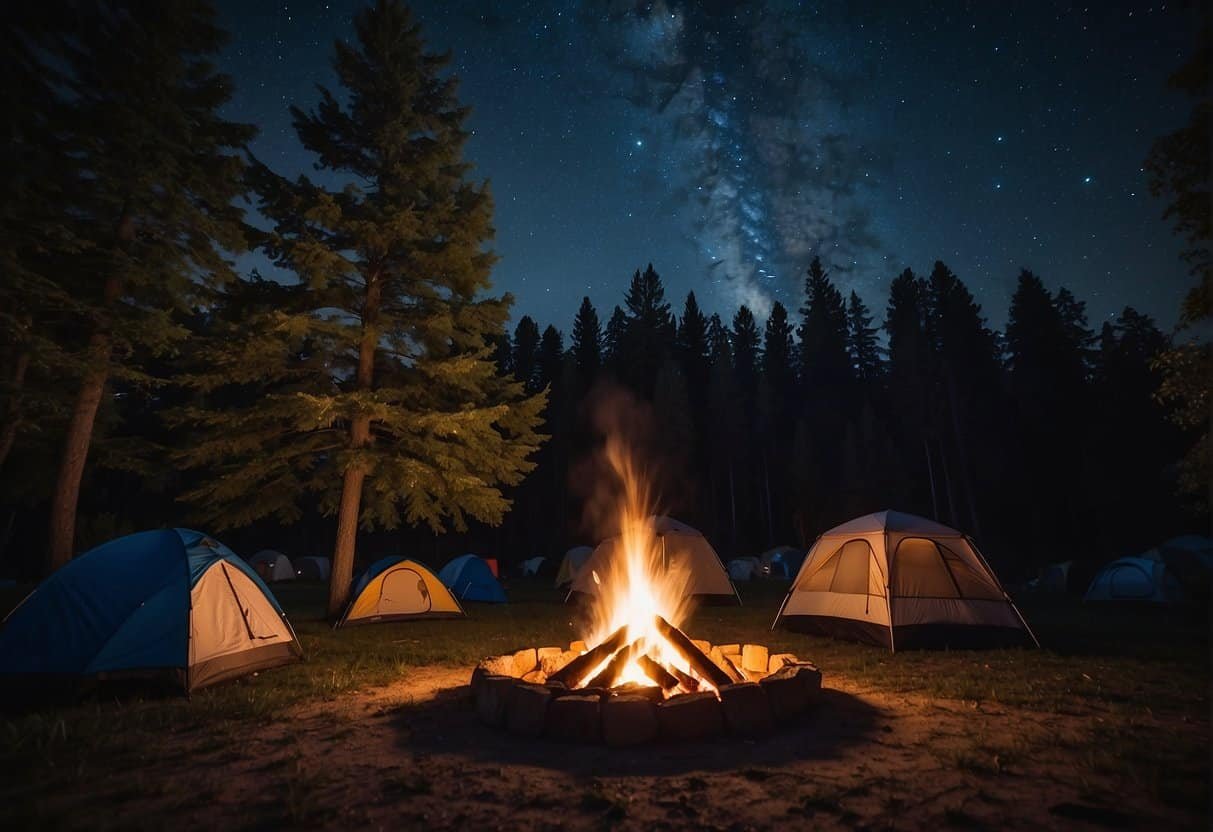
[438,554,507,603]
[0,529,302,692]
[761,545,803,579]
[250,550,295,582]
[295,556,331,581]
[1084,556,1184,603]
[773,511,1036,650]
[728,557,761,581]
[569,516,738,604]
[338,557,463,626]
[555,545,593,588]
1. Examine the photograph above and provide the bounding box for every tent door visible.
[381,568,431,615]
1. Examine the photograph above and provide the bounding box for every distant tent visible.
[1084,556,1185,603]
[520,556,545,577]
[1038,561,1072,594]
[0,529,302,692]
[338,557,464,626]
[556,546,593,588]
[728,557,761,581]
[250,550,295,582]
[439,555,507,603]
[295,556,331,581]
[760,546,802,579]
[569,516,738,604]
[774,511,1036,650]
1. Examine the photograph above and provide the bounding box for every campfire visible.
[470,438,823,745]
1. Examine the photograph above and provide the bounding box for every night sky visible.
[216,1,1199,332]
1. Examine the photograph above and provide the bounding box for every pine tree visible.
[846,291,882,382]
[676,291,711,400]
[536,325,565,394]
[22,2,255,570]
[620,263,675,395]
[731,305,761,396]
[178,0,544,616]
[603,305,628,372]
[512,316,541,393]
[797,257,851,392]
[570,297,601,385]
[761,301,795,392]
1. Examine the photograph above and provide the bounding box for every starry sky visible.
[215,0,1200,333]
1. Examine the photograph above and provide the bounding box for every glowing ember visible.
[576,438,710,694]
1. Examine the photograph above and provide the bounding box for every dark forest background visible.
[1,1,1207,591]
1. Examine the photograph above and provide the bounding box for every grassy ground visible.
[0,578,1208,829]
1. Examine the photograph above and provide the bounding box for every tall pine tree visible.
[570,297,601,388]
[846,291,882,382]
[179,0,544,616]
[797,257,852,393]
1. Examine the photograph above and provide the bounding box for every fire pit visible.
[470,626,821,746]
[470,435,822,745]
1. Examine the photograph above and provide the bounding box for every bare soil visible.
[41,664,1207,831]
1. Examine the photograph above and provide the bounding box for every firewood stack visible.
[470,617,823,746]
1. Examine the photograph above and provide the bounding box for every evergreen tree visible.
[536,325,565,394]
[620,263,675,395]
[731,305,761,396]
[676,292,711,392]
[761,301,795,393]
[179,0,544,616]
[570,297,601,386]
[20,2,256,570]
[797,257,852,392]
[846,291,882,382]
[512,316,541,393]
[603,305,628,372]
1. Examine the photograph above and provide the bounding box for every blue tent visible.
[0,529,302,692]
[438,554,507,603]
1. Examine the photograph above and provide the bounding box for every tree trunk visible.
[47,273,122,572]
[327,274,380,619]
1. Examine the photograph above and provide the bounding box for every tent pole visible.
[967,536,1041,647]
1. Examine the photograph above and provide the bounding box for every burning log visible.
[667,664,700,693]
[654,614,735,689]
[547,626,628,688]
[636,654,679,692]
[585,640,640,689]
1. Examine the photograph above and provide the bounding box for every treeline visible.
[493,261,1194,580]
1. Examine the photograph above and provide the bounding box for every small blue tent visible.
[438,554,507,603]
[0,529,302,692]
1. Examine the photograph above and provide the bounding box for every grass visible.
[0,578,1208,824]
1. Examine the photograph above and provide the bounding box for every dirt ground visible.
[41,664,1207,831]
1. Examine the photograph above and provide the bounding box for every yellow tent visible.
[338,557,464,627]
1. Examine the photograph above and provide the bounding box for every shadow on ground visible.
[389,684,885,777]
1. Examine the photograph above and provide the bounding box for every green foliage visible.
[177,0,545,536]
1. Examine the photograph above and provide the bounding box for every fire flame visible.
[580,437,705,691]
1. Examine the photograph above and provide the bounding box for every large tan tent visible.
[338,557,464,627]
[773,511,1036,650]
[568,516,738,603]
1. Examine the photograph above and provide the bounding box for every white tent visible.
[1084,556,1184,603]
[520,556,545,577]
[250,550,295,582]
[555,546,593,588]
[773,510,1036,650]
[727,557,761,581]
[295,556,331,580]
[569,516,738,603]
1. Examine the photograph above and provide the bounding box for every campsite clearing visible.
[0,580,1207,830]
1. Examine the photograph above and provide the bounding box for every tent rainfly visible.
[520,556,545,577]
[338,557,464,626]
[250,550,295,582]
[295,556,331,581]
[438,555,507,603]
[0,529,302,692]
[773,510,1036,650]
[569,516,739,604]
[555,546,593,588]
[727,557,761,581]
[1083,556,1184,603]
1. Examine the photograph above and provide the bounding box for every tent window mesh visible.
[892,538,958,598]
[798,547,842,592]
[829,540,873,594]
[938,543,1003,599]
